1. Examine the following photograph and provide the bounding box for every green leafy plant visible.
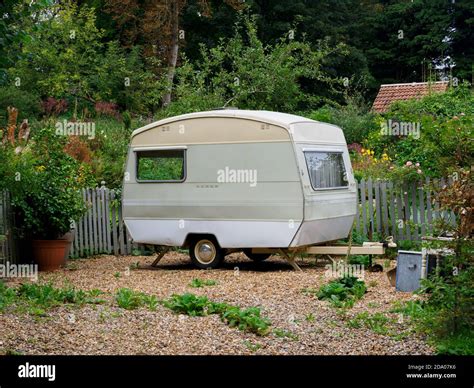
[115,288,147,310]
[316,276,367,308]
[162,293,271,336]
[220,306,271,336]
[162,293,212,317]
[189,278,217,288]
[0,282,107,314]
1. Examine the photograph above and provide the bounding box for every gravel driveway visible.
[0,252,434,355]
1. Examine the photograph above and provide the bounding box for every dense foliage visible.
[5,127,93,239]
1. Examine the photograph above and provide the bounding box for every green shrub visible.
[8,126,93,239]
[308,99,378,144]
[316,276,367,308]
[364,84,474,178]
[0,281,17,311]
[0,86,41,125]
[348,255,370,267]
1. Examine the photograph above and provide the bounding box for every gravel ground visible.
[0,252,434,355]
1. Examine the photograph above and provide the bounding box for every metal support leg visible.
[151,247,170,267]
[278,249,302,272]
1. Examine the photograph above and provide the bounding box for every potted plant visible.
[7,126,92,271]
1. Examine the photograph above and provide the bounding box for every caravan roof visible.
[131,110,346,144]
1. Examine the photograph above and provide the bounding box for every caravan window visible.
[136,149,186,182]
[304,151,348,190]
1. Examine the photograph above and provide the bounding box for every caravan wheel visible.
[243,249,270,262]
[189,237,224,269]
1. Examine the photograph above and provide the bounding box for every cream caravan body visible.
[123,110,357,268]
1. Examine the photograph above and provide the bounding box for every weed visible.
[5,349,23,356]
[189,278,217,288]
[162,293,212,316]
[305,313,315,322]
[243,340,262,352]
[162,293,271,336]
[274,328,299,340]
[130,262,140,270]
[221,306,271,336]
[347,312,392,335]
[115,288,146,310]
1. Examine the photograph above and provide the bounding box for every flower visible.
[415,163,420,167]
[406,161,413,167]
[417,169,422,174]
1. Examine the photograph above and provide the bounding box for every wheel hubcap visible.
[195,240,216,264]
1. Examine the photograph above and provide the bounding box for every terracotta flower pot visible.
[32,239,70,271]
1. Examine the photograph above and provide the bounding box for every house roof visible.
[372,81,449,113]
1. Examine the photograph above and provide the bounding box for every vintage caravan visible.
[123,110,357,268]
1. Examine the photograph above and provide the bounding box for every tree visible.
[451,0,474,82]
[9,1,161,114]
[162,16,347,116]
[361,0,452,85]
[105,0,244,107]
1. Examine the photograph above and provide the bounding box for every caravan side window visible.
[136,149,186,182]
[304,151,348,190]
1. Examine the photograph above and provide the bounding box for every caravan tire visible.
[189,237,224,269]
[243,249,270,262]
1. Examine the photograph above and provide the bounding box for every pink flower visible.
[406,161,413,167]
[415,163,420,167]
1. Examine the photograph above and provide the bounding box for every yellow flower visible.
[36,165,46,172]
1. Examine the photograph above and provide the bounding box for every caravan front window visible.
[136,149,186,182]
[304,151,348,190]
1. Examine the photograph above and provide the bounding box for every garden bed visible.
[0,253,434,355]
